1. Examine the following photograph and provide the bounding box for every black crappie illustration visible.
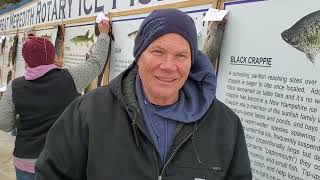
[202,20,226,67]
[281,10,320,63]
[70,30,94,47]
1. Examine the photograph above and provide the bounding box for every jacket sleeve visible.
[0,81,16,132]
[67,33,110,94]
[35,97,88,180]
[226,119,252,180]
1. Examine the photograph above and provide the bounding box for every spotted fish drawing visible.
[281,10,320,64]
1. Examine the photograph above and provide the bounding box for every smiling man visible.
[35,9,252,180]
[137,33,191,105]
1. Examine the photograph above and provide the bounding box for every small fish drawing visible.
[56,24,65,59]
[202,20,226,67]
[8,37,14,44]
[128,30,138,40]
[281,10,320,64]
[41,34,52,40]
[70,30,94,47]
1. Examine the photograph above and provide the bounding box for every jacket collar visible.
[109,62,208,164]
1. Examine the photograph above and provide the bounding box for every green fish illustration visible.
[281,10,320,64]
[70,30,94,47]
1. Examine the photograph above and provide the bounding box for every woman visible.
[0,20,110,180]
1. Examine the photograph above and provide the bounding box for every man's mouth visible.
[155,76,177,83]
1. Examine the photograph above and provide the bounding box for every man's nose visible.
[159,55,177,71]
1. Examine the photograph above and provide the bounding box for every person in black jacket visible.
[0,20,110,180]
[35,9,252,180]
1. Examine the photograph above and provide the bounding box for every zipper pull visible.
[211,166,223,171]
[132,121,140,148]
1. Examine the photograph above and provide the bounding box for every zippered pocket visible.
[175,163,223,172]
[165,163,225,179]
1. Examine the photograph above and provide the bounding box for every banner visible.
[0,0,188,31]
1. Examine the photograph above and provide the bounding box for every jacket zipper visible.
[128,107,140,148]
[128,106,195,180]
[158,132,194,179]
[153,149,160,180]
[132,120,140,147]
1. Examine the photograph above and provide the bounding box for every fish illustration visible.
[1,37,6,53]
[55,24,65,61]
[128,30,138,39]
[202,20,226,67]
[40,34,52,40]
[281,10,320,64]
[8,37,14,44]
[70,30,94,47]
[22,36,26,43]
[22,28,36,42]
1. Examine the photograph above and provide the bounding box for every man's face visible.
[138,33,192,105]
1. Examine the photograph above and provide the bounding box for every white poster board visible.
[64,23,97,68]
[14,33,25,78]
[217,0,320,179]
[109,4,211,81]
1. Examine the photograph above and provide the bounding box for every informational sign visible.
[109,4,211,80]
[0,0,187,31]
[108,14,142,81]
[217,0,320,179]
[64,22,96,68]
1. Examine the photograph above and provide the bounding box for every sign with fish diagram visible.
[64,22,96,68]
[217,0,320,179]
[109,4,211,81]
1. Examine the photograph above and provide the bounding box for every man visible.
[35,9,252,180]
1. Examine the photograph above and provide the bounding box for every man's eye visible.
[176,54,186,58]
[152,50,163,54]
